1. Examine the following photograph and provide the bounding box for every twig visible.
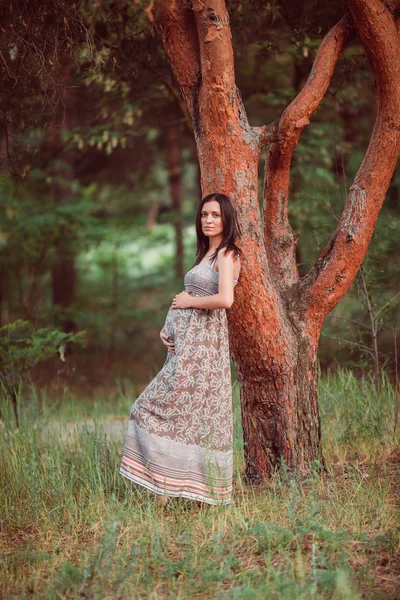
[375,291,400,319]
[291,178,340,220]
[359,267,380,394]
[320,333,374,356]
[326,314,370,329]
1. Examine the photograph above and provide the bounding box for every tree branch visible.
[375,291,400,319]
[191,0,253,140]
[257,121,279,149]
[152,0,200,118]
[263,15,353,289]
[299,0,400,330]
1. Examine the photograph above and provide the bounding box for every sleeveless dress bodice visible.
[184,263,239,297]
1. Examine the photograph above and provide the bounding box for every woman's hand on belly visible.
[160,326,175,353]
[171,291,193,309]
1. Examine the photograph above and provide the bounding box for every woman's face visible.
[200,200,224,240]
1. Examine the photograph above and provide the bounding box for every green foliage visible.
[0,0,398,383]
[320,212,400,375]
[0,320,85,410]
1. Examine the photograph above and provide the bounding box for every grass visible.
[1,368,399,599]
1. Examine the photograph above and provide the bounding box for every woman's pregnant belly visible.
[164,306,175,341]
[164,304,196,345]
[164,290,198,342]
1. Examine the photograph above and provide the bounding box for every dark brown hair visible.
[194,193,242,266]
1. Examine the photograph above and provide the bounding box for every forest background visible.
[0,0,398,395]
[1,1,400,598]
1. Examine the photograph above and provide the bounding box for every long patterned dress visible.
[119,258,240,505]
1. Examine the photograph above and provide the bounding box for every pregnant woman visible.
[119,193,242,505]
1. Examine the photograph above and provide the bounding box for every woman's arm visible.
[173,249,237,310]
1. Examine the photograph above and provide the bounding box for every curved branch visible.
[263,16,353,288]
[152,0,200,118]
[300,0,400,329]
[192,0,235,93]
[191,0,253,139]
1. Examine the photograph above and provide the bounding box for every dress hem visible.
[119,467,232,506]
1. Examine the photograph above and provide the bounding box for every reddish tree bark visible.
[152,0,400,482]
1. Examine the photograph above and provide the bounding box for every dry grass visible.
[1,368,399,599]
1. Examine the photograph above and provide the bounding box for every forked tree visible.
[150,0,400,482]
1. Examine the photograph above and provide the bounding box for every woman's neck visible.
[208,236,223,250]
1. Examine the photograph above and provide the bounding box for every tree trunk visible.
[52,252,77,333]
[48,59,77,333]
[51,185,77,334]
[166,126,184,279]
[11,388,19,429]
[147,204,160,229]
[153,0,400,481]
[239,330,322,481]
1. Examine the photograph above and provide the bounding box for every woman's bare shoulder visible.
[218,247,240,262]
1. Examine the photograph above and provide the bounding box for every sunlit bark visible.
[152,0,400,481]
